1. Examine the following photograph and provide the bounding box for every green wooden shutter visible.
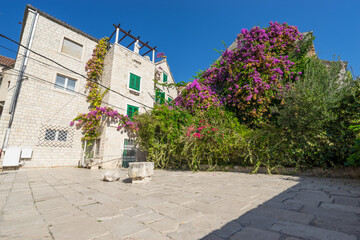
[129,73,135,89]
[163,73,168,83]
[129,73,140,91]
[168,97,172,102]
[135,75,140,91]
[155,89,161,103]
[127,105,133,118]
[127,105,139,119]
[160,92,165,104]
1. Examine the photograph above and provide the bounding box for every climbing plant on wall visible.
[70,38,138,144]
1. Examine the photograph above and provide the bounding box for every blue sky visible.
[0,0,359,82]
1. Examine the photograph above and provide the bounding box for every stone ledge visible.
[197,165,360,178]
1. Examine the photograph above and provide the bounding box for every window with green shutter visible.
[163,72,168,83]
[127,104,139,119]
[168,97,173,102]
[129,73,141,91]
[155,89,165,104]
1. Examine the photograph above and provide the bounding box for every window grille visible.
[38,124,74,148]
[122,139,136,168]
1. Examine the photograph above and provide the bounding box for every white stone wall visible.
[0,67,12,103]
[0,8,178,169]
[100,43,157,168]
[155,59,178,101]
[0,10,97,167]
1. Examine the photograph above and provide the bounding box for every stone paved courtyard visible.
[0,168,359,240]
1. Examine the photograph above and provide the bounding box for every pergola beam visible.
[110,24,157,54]
[142,46,156,56]
[126,36,140,48]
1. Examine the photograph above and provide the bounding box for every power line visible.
[4,67,128,112]
[0,34,154,109]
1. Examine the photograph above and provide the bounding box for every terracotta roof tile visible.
[0,55,15,67]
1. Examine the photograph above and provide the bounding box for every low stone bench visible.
[127,162,154,183]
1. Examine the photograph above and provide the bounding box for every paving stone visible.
[194,195,222,204]
[189,214,227,234]
[329,190,359,197]
[202,234,225,240]
[35,197,71,212]
[320,202,360,214]
[333,196,360,207]
[167,222,209,240]
[213,220,243,238]
[294,190,333,204]
[229,227,281,240]
[134,211,165,224]
[50,216,109,240]
[311,216,360,237]
[134,196,167,208]
[40,206,88,225]
[79,203,122,220]
[300,205,359,222]
[102,215,149,239]
[1,168,360,240]
[236,212,277,230]
[152,202,204,223]
[0,225,51,240]
[271,221,357,240]
[264,199,304,211]
[251,205,314,224]
[148,217,179,234]
[123,205,153,217]
[125,228,170,240]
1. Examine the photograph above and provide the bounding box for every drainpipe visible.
[1,9,39,152]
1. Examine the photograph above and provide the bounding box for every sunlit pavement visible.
[0,168,359,240]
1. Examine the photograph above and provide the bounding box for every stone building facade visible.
[0,55,15,117]
[0,5,177,169]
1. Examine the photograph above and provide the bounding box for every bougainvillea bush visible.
[173,79,221,113]
[176,22,313,126]
[72,22,358,173]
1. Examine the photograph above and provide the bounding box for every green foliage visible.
[180,108,251,170]
[135,105,252,170]
[135,105,191,169]
[268,57,358,168]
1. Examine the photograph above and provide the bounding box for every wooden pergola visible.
[108,24,157,59]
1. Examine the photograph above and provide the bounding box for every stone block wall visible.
[0,10,97,167]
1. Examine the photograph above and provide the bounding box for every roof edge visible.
[26,4,99,43]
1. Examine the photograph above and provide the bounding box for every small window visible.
[129,73,141,91]
[163,72,168,83]
[155,89,165,104]
[168,97,173,102]
[45,129,68,142]
[45,129,56,141]
[58,130,68,141]
[55,74,76,92]
[127,104,139,120]
[61,38,83,59]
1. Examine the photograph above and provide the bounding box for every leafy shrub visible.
[134,105,252,170]
[180,107,251,170]
[270,57,358,168]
